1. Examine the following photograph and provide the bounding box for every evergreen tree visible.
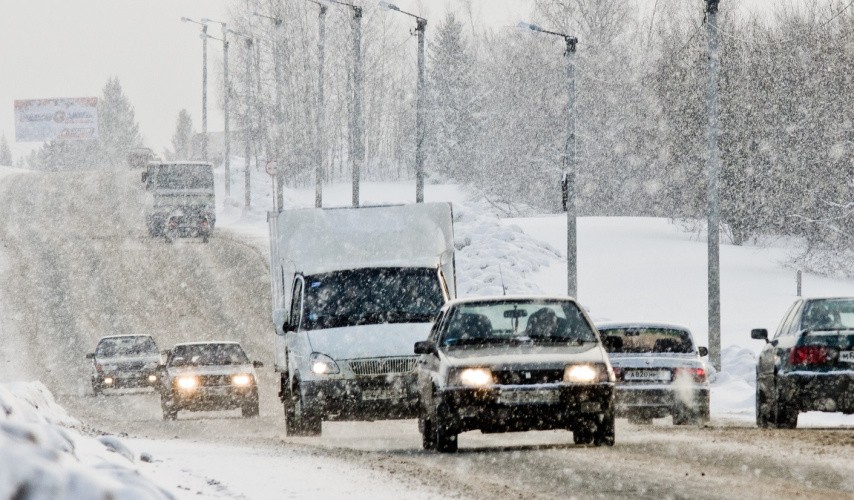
[0,134,12,166]
[171,109,194,160]
[97,77,142,167]
[426,12,477,181]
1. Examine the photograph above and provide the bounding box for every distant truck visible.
[142,162,215,243]
[268,203,456,436]
[127,147,159,169]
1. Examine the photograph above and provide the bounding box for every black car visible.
[158,342,262,420]
[752,297,854,428]
[87,335,161,395]
[415,296,616,453]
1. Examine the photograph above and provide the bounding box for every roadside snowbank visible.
[0,382,170,499]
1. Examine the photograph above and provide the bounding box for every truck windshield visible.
[156,164,213,190]
[301,268,443,330]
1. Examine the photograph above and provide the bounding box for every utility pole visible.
[202,24,209,162]
[415,17,426,203]
[564,36,578,299]
[352,6,364,208]
[272,17,285,211]
[316,5,327,208]
[244,36,253,210]
[223,30,231,196]
[706,0,722,371]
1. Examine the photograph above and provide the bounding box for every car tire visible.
[242,400,260,418]
[421,416,437,450]
[434,403,458,453]
[774,394,798,429]
[673,400,709,426]
[593,411,616,447]
[91,379,102,396]
[286,380,322,436]
[756,386,773,428]
[161,395,178,421]
[573,428,593,445]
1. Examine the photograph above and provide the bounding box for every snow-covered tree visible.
[170,109,194,160]
[97,77,142,167]
[0,134,12,166]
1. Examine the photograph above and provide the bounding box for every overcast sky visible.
[1,0,774,161]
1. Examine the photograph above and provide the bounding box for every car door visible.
[757,300,802,394]
[418,309,447,410]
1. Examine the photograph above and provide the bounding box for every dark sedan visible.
[752,297,854,428]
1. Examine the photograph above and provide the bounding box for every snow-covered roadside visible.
[0,382,170,499]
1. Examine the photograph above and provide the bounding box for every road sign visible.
[265,160,278,177]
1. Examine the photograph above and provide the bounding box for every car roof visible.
[596,321,691,332]
[445,295,579,307]
[172,341,241,347]
[98,334,155,341]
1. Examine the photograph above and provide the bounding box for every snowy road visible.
[2,170,854,499]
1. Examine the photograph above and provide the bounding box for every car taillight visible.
[674,367,706,383]
[611,366,623,380]
[789,345,832,366]
[200,219,209,227]
[95,363,103,374]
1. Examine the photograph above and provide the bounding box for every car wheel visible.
[434,403,458,453]
[421,416,437,450]
[593,411,616,447]
[161,395,178,421]
[573,428,593,445]
[774,394,798,429]
[287,380,322,436]
[91,379,102,396]
[756,386,772,428]
[242,399,260,418]
[673,401,708,426]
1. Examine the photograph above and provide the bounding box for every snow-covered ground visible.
[4,160,854,498]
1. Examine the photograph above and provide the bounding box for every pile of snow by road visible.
[0,382,170,499]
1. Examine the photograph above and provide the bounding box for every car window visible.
[439,299,596,347]
[291,277,304,329]
[169,344,249,366]
[801,299,854,331]
[96,336,158,357]
[428,311,445,343]
[599,327,694,354]
[774,301,801,338]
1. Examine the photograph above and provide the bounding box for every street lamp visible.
[379,1,426,204]
[228,28,255,210]
[518,21,579,299]
[200,18,232,197]
[323,0,363,208]
[181,17,209,162]
[252,11,286,212]
[305,0,328,209]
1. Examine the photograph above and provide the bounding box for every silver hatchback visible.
[597,322,710,426]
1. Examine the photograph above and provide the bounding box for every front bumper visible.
[439,383,614,433]
[302,374,419,420]
[94,371,158,390]
[171,385,258,411]
[780,372,854,413]
[614,384,709,417]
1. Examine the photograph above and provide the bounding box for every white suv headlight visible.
[310,353,340,375]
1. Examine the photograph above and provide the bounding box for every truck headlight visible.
[450,367,494,387]
[310,353,340,375]
[177,376,199,390]
[564,364,607,384]
[232,374,252,386]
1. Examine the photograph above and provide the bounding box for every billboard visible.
[14,97,99,142]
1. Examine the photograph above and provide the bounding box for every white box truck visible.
[268,203,456,435]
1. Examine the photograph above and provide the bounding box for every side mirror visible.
[272,308,289,335]
[253,360,264,368]
[414,340,438,356]
[86,353,95,359]
[751,328,769,341]
[698,346,709,357]
[156,364,166,371]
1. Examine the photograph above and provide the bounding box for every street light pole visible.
[181,17,211,161]
[202,18,231,197]
[379,2,427,203]
[518,21,579,299]
[254,11,286,211]
[706,0,722,371]
[229,29,255,210]
[307,1,328,208]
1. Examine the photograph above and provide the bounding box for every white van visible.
[268,203,456,435]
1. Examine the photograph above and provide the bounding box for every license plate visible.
[361,389,401,401]
[840,351,854,363]
[624,369,671,382]
[499,389,560,405]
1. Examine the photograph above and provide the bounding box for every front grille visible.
[349,357,417,376]
[198,374,232,386]
[494,369,564,385]
[119,361,147,371]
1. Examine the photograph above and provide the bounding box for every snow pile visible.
[0,382,171,499]
[710,346,757,419]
